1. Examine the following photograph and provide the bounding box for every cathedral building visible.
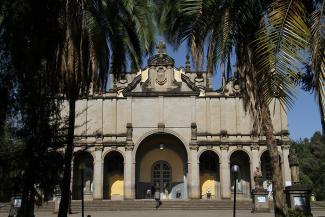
[62,42,291,201]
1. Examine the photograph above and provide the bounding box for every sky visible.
[155,41,322,141]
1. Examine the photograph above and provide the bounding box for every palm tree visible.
[301,0,325,132]
[155,0,309,216]
[56,1,154,217]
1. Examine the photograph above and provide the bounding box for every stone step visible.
[1,200,325,213]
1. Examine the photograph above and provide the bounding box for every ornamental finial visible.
[156,41,166,57]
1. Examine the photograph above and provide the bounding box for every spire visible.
[185,54,191,72]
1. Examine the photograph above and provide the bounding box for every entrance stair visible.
[1,200,325,213]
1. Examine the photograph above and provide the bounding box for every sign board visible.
[14,198,22,208]
[257,196,266,203]
[294,196,306,206]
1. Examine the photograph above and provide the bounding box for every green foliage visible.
[292,132,325,200]
[288,209,312,217]
[0,125,24,201]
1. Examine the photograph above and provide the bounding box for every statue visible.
[85,179,91,193]
[289,149,300,184]
[191,123,197,141]
[253,167,263,189]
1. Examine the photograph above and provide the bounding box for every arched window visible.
[151,161,172,192]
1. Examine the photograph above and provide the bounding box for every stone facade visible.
[61,43,291,200]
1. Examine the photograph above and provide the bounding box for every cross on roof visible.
[156,41,166,56]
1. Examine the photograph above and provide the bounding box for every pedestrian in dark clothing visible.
[151,185,155,198]
[154,188,161,209]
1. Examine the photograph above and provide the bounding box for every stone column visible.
[282,144,292,186]
[251,144,260,189]
[124,145,135,199]
[189,145,200,199]
[93,148,103,199]
[220,145,231,199]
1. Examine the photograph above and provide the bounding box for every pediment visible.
[148,54,175,67]
[118,67,204,97]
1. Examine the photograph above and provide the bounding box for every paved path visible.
[1,210,325,217]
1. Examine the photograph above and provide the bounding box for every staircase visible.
[1,200,325,213]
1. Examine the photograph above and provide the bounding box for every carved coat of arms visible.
[156,66,167,85]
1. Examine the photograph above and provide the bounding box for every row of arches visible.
[71,151,124,200]
[66,149,273,200]
[199,150,273,199]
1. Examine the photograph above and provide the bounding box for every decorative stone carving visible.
[185,54,191,72]
[118,74,128,84]
[191,123,197,141]
[220,144,229,151]
[85,180,91,193]
[220,130,228,141]
[148,42,174,67]
[126,123,133,141]
[289,149,300,184]
[158,123,165,131]
[125,144,134,151]
[195,72,204,83]
[156,66,167,85]
[237,144,243,149]
[253,167,263,189]
[95,146,103,151]
[251,144,260,151]
[189,143,199,151]
[281,144,290,150]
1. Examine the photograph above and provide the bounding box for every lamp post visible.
[232,165,239,217]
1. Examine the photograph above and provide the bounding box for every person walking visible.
[154,187,161,209]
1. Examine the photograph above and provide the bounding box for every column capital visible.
[125,143,134,151]
[189,142,199,150]
[95,145,103,151]
[220,144,229,151]
[250,144,260,151]
[220,130,228,142]
[236,144,243,149]
[281,144,290,150]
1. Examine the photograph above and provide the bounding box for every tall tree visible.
[56,1,154,216]
[1,1,64,216]
[155,1,309,216]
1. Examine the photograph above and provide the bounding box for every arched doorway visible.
[230,150,251,198]
[135,133,188,199]
[261,151,272,182]
[152,160,172,193]
[103,151,124,200]
[72,151,94,200]
[199,151,220,199]
[260,150,282,189]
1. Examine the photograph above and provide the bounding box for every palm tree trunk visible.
[18,159,36,217]
[58,96,76,217]
[261,103,287,217]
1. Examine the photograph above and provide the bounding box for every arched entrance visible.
[151,160,172,192]
[261,151,272,182]
[135,133,188,199]
[260,150,282,189]
[230,150,251,198]
[103,151,124,200]
[72,151,93,200]
[199,151,220,199]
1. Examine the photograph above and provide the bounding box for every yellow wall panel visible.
[139,148,184,182]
